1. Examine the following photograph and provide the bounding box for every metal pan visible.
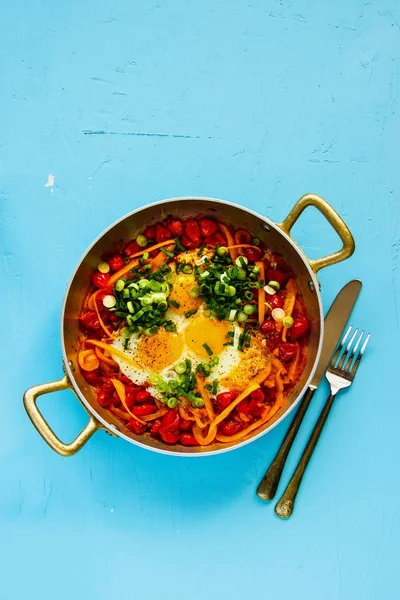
[24,193,354,456]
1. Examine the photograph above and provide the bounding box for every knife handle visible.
[256,387,316,501]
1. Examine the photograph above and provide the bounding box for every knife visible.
[257,279,362,501]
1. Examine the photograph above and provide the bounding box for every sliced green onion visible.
[131,309,144,321]
[244,332,251,347]
[237,268,247,281]
[122,288,130,299]
[271,308,285,322]
[164,323,177,332]
[120,327,131,339]
[182,264,193,274]
[170,299,180,309]
[157,380,169,393]
[228,309,237,321]
[149,374,161,385]
[243,304,256,315]
[175,362,187,374]
[115,279,125,292]
[237,311,248,323]
[161,246,174,258]
[139,279,149,289]
[205,383,213,392]
[264,284,277,295]
[235,255,248,267]
[158,301,168,312]
[283,315,294,328]
[143,251,149,261]
[244,290,253,301]
[167,397,178,408]
[145,325,159,335]
[192,397,204,408]
[217,246,228,257]
[209,356,219,367]
[252,265,261,274]
[252,237,260,246]
[212,380,219,395]
[197,243,205,256]
[165,272,176,284]
[97,261,110,273]
[268,280,280,291]
[136,234,148,247]
[141,296,154,306]
[227,285,236,297]
[200,270,210,279]
[203,343,213,356]
[185,309,198,319]
[189,286,201,298]
[103,295,116,309]
[149,280,161,292]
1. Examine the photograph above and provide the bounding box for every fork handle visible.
[275,391,337,519]
[257,387,316,500]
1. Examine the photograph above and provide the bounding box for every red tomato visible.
[278,343,298,362]
[82,369,100,385]
[144,226,156,240]
[132,404,156,417]
[124,241,141,256]
[124,387,137,410]
[234,229,252,244]
[155,223,172,243]
[108,254,125,271]
[267,269,288,285]
[179,433,199,446]
[160,430,180,444]
[239,398,263,418]
[220,420,242,436]
[179,418,193,432]
[97,389,113,407]
[244,247,261,262]
[91,272,110,289]
[268,293,284,309]
[166,218,183,237]
[199,219,218,237]
[181,234,199,249]
[250,388,265,402]
[214,391,237,412]
[204,231,227,247]
[161,409,180,431]
[127,419,147,435]
[290,316,309,341]
[260,319,276,334]
[151,419,162,435]
[79,311,100,330]
[183,220,201,247]
[293,299,305,317]
[135,390,151,404]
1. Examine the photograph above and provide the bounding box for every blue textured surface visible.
[1,2,399,599]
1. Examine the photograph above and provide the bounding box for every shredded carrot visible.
[216,408,272,443]
[86,340,139,367]
[151,250,168,271]
[193,423,216,446]
[234,230,252,245]
[109,239,175,285]
[110,379,146,424]
[92,293,114,338]
[94,346,118,367]
[226,244,261,252]
[285,344,300,383]
[257,261,265,325]
[218,223,237,262]
[142,407,168,422]
[78,349,100,371]
[195,374,215,421]
[88,291,97,311]
[109,405,131,421]
[179,405,195,422]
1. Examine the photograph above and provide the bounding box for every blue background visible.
[1,1,399,599]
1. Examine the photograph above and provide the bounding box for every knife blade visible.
[310,279,362,388]
[257,279,362,501]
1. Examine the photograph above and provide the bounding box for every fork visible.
[274,326,370,519]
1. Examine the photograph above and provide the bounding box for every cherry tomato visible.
[127,419,147,435]
[166,218,183,237]
[267,269,288,285]
[144,226,156,240]
[183,220,201,247]
[155,223,171,243]
[204,231,227,247]
[179,418,193,432]
[293,299,305,317]
[132,404,156,417]
[91,271,110,289]
[250,388,265,402]
[124,387,137,410]
[268,293,283,309]
[160,430,180,444]
[290,316,309,341]
[79,311,100,330]
[260,319,276,334]
[135,390,151,404]
[124,241,141,256]
[244,247,262,262]
[179,433,199,446]
[278,343,298,362]
[108,254,125,271]
[161,409,180,431]
[265,330,282,352]
[151,419,162,435]
[239,398,263,418]
[199,218,218,237]
[82,369,100,385]
[220,420,242,436]
[181,234,199,249]
[214,391,237,412]
[234,229,252,244]
[97,389,113,407]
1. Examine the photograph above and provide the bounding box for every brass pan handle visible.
[23,375,101,456]
[278,193,355,273]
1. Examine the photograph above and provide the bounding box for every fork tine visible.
[330,325,352,368]
[344,330,364,372]
[337,328,359,370]
[350,333,370,376]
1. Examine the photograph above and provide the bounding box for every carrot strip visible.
[142,407,168,422]
[109,240,175,285]
[195,374,215,421]
[179,405,195,422]
[88,291,97,311]
[193,423,216,446]
[92,293,114,338]
[109,406,131,421]
[110,379,146,424]
[86,340,139,367]
[151,250,168,271]
[257,261,265,325]
[234,230,252,245]
[226,244,261,252]
[216,408,272,443]
[218,223,237,262]
[94,346,118,367]
[78,349,100,371]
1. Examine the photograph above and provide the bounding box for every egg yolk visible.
[184,315,230,359]
[135,329,184,371]
[168,273,202,315]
